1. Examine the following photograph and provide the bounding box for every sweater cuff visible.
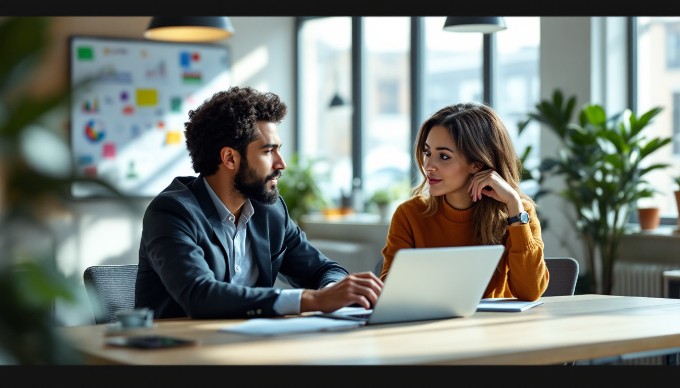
[507,223,533,249]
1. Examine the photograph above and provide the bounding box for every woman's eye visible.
[440,154,450,160]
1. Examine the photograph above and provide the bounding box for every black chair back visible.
[543,257,580,296]
[83,264,138,324]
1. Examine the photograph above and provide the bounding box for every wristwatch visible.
[507,211,530,225]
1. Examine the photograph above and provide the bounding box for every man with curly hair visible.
[136,86,383,319]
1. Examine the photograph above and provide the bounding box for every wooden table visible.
[58,294,680,365]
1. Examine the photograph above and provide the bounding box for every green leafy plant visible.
[277,153,327,224]
[369,188,393,206]
[518,89,672,295]
[674,176,680,190]
[0,17,124,364]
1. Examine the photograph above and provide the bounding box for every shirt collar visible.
[202,177,254,224]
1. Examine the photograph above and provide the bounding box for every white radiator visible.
[612,261,680,297]
[609,261,680,365]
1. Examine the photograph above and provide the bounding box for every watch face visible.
[520,211,530,223]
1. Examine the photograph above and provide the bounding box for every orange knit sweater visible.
[380,196,549,301]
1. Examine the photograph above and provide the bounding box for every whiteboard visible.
[69,35,230,197]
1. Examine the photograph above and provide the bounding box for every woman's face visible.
[422,125,477,198]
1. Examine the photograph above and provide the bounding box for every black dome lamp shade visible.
[329,93,346,108]
[442,17,507,33]
[144,17,235,42]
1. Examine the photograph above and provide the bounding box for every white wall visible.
[537,17,594,263]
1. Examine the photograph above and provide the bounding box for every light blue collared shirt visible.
[203,178,302,315]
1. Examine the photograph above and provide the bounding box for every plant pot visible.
[638,207,660,231]
[377,203,390,222]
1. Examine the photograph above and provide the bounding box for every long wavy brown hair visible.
[412,102,535,245]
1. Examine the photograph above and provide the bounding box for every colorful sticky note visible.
[102,142,116,158]
[77,155,94,165]
[83,165,97,177]
[182,71,202,83]
[180,51,191,68]
[170,96,182,112]
[165,131,182,145]
[77,46,94,60]
[136,89,158,107]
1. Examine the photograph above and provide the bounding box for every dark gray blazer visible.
[136,175,348,319]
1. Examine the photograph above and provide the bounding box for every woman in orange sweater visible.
[379,102,548,301]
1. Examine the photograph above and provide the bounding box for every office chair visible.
[543,257,580,297]
[542,257,580,366]
[373,258,384,277]
[83,264,138,324]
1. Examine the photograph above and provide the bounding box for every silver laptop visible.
[319,244,505,325]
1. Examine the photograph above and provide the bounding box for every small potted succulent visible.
[369,188,394,221]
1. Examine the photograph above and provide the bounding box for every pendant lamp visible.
[144,17,235,42]
[443,17,507,33]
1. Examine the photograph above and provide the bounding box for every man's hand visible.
[300,272,384,313]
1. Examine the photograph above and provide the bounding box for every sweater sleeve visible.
[503,200,549,300]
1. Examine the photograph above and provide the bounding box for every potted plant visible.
[518,89,672,295]
[368,188,393,221]
[277,153,328,225]
[674,176,680,233]
[0,17,125,364]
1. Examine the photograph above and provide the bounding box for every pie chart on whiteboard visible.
[84,119,105,143]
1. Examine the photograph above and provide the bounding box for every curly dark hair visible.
[184,86,287,176]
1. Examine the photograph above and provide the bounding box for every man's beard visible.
[234,158,281,205]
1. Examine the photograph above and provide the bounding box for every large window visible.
[494,17,541,195]
[362,17,411,202]
[298,17,352,206]
[422,17,483,114]
[296,17,541,214]
[636,16,680,221]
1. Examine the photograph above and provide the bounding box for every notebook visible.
[318,244,505,325]
[477,298,544,312]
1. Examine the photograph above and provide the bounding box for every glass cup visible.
[115,308,154,328]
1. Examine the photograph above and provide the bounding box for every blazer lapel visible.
[248,218,274,287]
[189,175,231,281]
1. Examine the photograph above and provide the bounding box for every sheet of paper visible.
[477,298,544,312]
[219,316,365,336]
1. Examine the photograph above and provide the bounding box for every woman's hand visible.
[468,170,523,215]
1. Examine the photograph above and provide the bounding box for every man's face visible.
[233,121,285,204]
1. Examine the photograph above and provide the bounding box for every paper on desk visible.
[219,316,365,336]
[476,298,544,312]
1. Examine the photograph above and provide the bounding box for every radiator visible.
[612,261,680,298]
[610,261,680,366]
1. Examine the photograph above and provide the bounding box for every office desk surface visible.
[59,294,680,365]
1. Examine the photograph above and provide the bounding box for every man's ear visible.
[220,147,239,171]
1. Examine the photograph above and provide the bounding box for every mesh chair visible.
[543,257,580,297]
[83,264,138,324]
